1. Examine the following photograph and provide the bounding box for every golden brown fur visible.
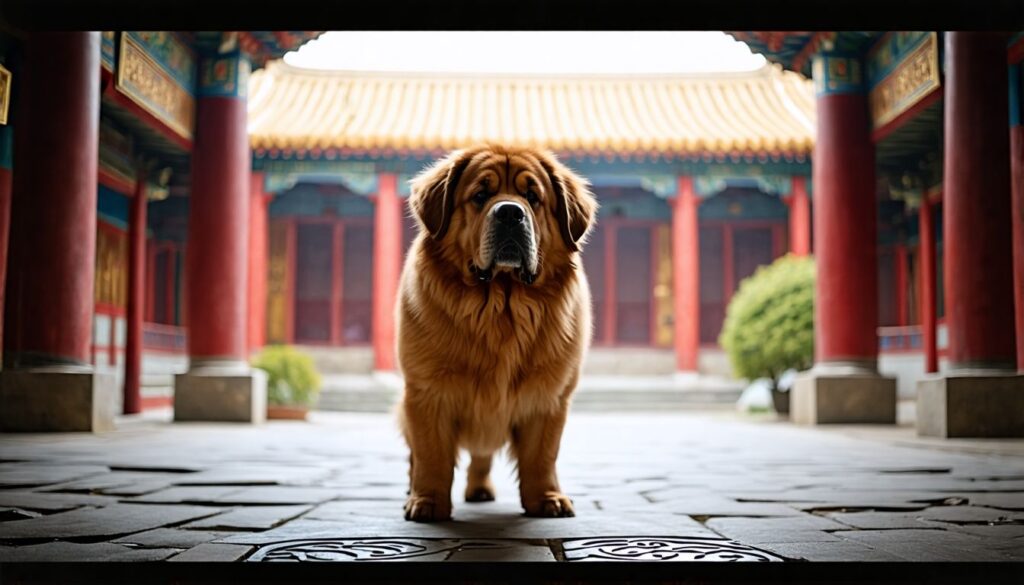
[395,144,598,522]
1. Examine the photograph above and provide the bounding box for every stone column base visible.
[916,373,1024,438]
[0,368,117,432]
[174,364,267,423]
[791,368,897,425]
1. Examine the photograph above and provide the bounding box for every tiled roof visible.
[248,62,816,158]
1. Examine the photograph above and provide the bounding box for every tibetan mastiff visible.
[396,144,598,522]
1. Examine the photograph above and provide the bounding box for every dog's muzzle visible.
[472,201,539,284]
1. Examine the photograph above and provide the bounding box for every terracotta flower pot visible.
[266,405,310,420]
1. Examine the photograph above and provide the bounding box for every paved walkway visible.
[0,410,1023,563]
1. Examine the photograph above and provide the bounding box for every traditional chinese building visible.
[242,62,818,383]
[729,31,1024,436]
[2,30,1020,439]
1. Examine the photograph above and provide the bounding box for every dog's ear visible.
[541,154,598,252]
[409,149,473,240]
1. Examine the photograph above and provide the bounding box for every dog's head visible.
[409,144,597,285]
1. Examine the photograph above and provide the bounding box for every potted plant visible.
[252,345,322,420]
[719,254,815,417]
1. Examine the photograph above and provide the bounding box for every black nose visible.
[494,202,525,226]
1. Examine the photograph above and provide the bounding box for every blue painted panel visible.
[812,53,864,97]
[0,125,12,170]
[198,51,250,99]
[97,184,130,229]
[1010,63,1022,127]
[866,31,931,90]
[254,153,813,180]
[698,189,789,221]
[270,183,375,218]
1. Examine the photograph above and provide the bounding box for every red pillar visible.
[184,64,251,365]
[942,32,1016,371]
[3,32,100,368]
[1011,66,1024,372]
[248,171,269,354]
[812,58,879,368]
[123,168,148,414]
[372,173,402,371]
[0,126,13,356]
[671,176,700,373]
[788,175,811,256]
[919,195,938,373]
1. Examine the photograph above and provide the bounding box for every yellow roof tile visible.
[247,62,816,157]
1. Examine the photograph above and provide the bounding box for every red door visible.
[582,219,663,346]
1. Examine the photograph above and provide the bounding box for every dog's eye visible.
[473,191,489,206]
[526,190,539,205]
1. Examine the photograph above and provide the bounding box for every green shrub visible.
[252,345,322,406]
[718,254,815,390]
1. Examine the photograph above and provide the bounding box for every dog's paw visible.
[523,492,575,518]
[404,494,452,522]
[465,485,496,503]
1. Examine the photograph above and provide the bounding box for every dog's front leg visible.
[512,402,575,518]
[402,390,457,522]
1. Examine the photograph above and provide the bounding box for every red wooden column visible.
[941,32,1016,372]
[0,125,12,356]
[788,175,811,256]
[372,173,402,371]
[0,33,117,432]
[1010,62,1024,372]
[123,167,148,414]
[248,171,270,353]
[916,32,1023,438]
[671,176,700,374]
[918,195,938,374]
[174,48,265,423]
[791,51,895,426]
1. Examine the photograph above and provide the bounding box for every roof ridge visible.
[263,59,793,81]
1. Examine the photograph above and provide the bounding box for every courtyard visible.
[0,408,1022,566]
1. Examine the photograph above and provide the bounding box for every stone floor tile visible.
[957,492,1024,510]
[39,471,176,495]
[183,505,312,530]
[445,541,556,561]
[0,491,117,513]
[826,511,949,530]
[174,465,332,487]
[657,496,806,517]
[946,524,1024,539]
[835,528,986,544]
[0,503,224,541]
[704,516,846,545]
[220,508,716,544]
[0,508,41,521]
[830,528,1018,560]
[113,528,237,549]
[917,505,1019,524]
[213,486,342,505]
[168,543,255,562]
[127,486,245,504]
[756,540,908,562]
[0,464,110,488]
[0,542,180,562]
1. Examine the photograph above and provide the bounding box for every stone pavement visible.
[0,410,1022,563]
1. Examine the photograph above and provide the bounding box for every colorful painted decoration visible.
[868,32,941,130]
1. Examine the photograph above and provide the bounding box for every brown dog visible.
[395,144,598,522]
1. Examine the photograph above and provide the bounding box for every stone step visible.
[313,374,743,413]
